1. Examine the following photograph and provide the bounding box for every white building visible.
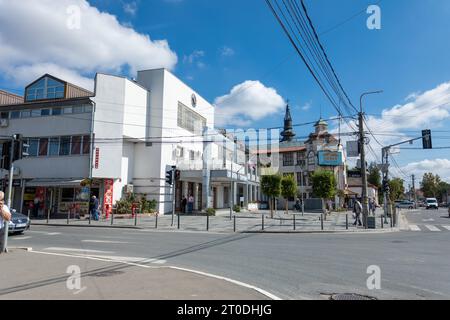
[0,69,259,217]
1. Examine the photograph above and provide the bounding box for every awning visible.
[25,179,83,187]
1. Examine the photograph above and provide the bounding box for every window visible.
[283,153,294,167]
[190,150,195,161]
[11,111,20,119]
[41,109,51,116]
[71,136,81,155]
[84,104,93,113]
[59,136,71,156]
[21,109,31,118]
[82,135,91,155]
[73,106,84,114]
[61,188,75,202]
[38,138,49,156]
[28,139,39,157]
[63,107,73,114]
[52,107,62,116]
[177,102,206,134]
[25,76,65,101]
[31,109,41,117]
[49,137,60,156]
[1,112,8,119]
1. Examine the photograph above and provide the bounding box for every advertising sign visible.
[318,151,343,166]
[103,179,114,217]
[346,141,360,158]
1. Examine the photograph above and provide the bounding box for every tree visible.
[281,175,297,214]
[389,178,405,202]
[437,181,450,203]
[421,173,441,198]
[311,170,336,217]
[261,174,282,218]
[368,163,382,204]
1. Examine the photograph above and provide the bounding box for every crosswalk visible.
[408,224,450,232]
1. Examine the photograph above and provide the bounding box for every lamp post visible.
[359,90,383,228]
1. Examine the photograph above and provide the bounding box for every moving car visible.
[395,200,415,209]
[8,209,31,234]
[425,198,439,210]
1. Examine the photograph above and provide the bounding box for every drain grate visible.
[330,293,377,300]
[90,270,125,278]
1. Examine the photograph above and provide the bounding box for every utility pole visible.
[2,135,16,253]
[359,91,383,229]
[412,174,417,208]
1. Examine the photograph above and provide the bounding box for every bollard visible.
[321,214,324,230]
[111,210,114,226]
[293,215,296,231]
[233,215,236,233]
[28,209,31,220]
[47,209,50,224]
[134,208,138,226]
[346,214,348,230]
[67,211,70,225]
[206,214,210,231]
[262,214,265,231]
[381,215,384,229]
[155,213,158,229]
[178,214,180,230]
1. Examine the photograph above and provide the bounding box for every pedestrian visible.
[188,195,194,214]
[294,198,301,212]
[370,199,376,215]
[181,196,187,214]
[353,199,363,226]
[33,195,40,218]
[89,195,99,221]
[0,191,12,254]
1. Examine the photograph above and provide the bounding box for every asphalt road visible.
[6,208,450,300]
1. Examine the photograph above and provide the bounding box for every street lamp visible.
[359,90,383,228]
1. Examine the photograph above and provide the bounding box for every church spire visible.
[280,101,296,142]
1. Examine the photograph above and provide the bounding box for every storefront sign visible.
[95,148,100,169]
[2,179,22,187]
[103,179,114,217]
[318,151,343,166]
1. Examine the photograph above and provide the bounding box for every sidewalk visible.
[31,209,399,234]
[0,249,271,300]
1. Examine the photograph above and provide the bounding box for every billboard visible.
[318,151,343,166]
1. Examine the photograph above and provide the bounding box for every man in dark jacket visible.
[89,196,99,221]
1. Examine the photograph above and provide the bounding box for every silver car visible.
[8,210,31,234]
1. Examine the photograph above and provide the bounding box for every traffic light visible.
[166,170,173,186]
[422,130,432,149]
[175,170,181,181]
[12,134,29,161]
[382,178,390,193]
[1,141,11,170]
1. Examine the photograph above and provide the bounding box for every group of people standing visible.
[181,195,195,214]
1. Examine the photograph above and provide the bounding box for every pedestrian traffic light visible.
[166,170,173,186]
[422,130,432,149]
[382,178,390,193]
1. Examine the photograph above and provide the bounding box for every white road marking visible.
[80,255,166,264]
[28,231,61,235]
[81,240,130,244]
[422,219,435,222]
[409,225,421,231]
[12,236,32,240]
[442,225,450,231]
[44,247,114,254]
[424,225,441,232]
[29,250,282,300]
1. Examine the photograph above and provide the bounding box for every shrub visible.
[206,208,216,216]
[233,205,241,213]
[116,198,132,215]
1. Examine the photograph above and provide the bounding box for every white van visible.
[426,198,439,210]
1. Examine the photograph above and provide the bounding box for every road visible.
[5,208,450,300]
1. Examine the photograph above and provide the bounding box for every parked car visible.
[395,200,415,209]
[8,209,31,234]
[425,198,439,210]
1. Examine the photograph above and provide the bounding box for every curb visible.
[32,223,143,230]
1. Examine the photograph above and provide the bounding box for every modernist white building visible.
[0,69,260,217]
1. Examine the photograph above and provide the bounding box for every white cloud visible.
[220,46,235,57]
[301,102,312,111]
[183,50,205,68]
[214,80,285,127]
[123,1,138,16]
[402,159,450,183]
[0,0,178,90]
[336,81,450,164]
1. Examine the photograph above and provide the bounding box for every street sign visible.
[318,151,343,166]
[346,141,360,158]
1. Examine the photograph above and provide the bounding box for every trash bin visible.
[367,216,376,229]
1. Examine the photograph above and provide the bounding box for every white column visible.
[194,183,199,211]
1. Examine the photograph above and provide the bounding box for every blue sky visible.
[1,0,450,182]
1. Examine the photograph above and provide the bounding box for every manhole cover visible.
[330,293,377,300]
[90,270,125,278]
[391,240,407,244]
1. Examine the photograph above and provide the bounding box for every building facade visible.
[0,69,259,217]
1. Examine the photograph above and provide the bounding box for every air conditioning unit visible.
[124,184,134,194]
[0,119,9,127]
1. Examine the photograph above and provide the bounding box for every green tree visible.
[311,170,336,216]
[421,173,441,198]
[389,178,405,202]
[281,174,298,214]
[437,181,450,203]
[261,175,282,218]
[368,163,382,204]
